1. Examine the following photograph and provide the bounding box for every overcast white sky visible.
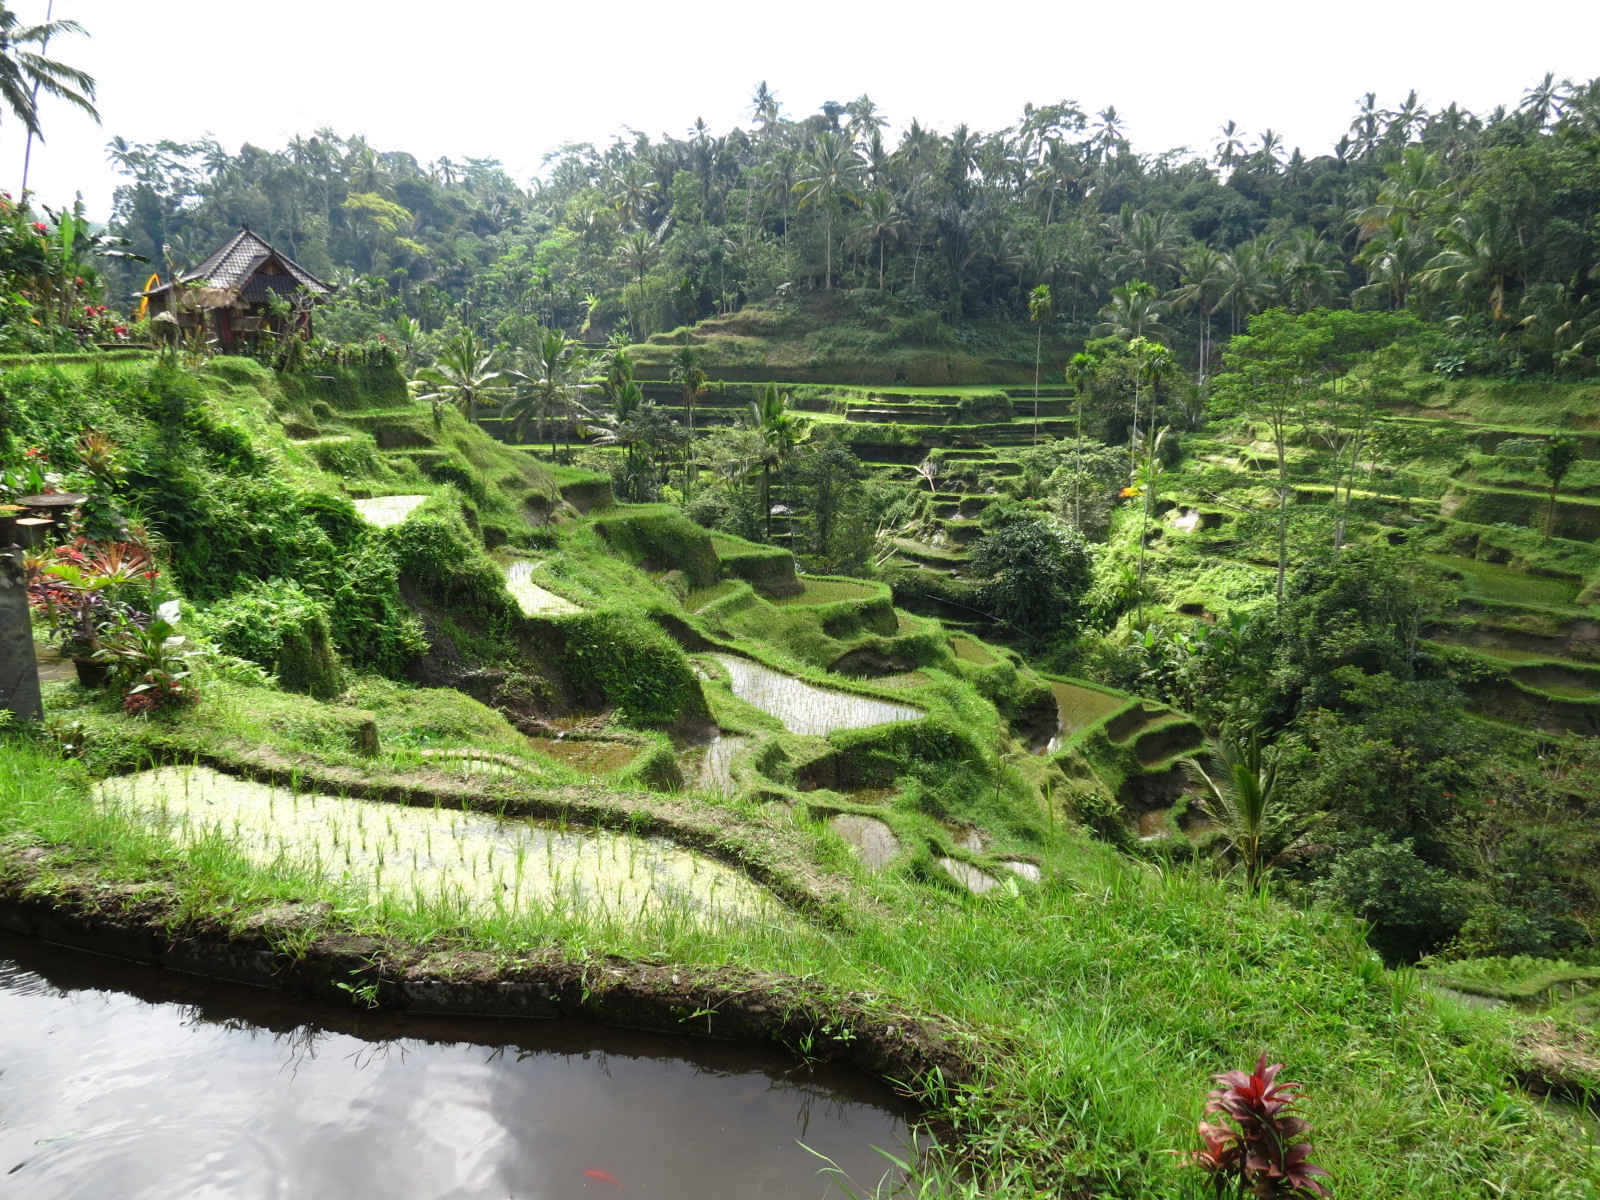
[10,0,1600,219]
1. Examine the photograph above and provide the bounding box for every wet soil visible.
[0,932,914,1200]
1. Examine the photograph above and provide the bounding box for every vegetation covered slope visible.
[4,352,1598,1195]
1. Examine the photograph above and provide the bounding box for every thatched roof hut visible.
[138,227,333,347]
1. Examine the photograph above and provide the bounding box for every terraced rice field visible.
[504,560,582,616]
[950,636,996,665]
[710,654,923,736]
[352,494,429,528]
[97,766,773,925]
[1427,554,1585,609]
[1046,681,1128,752]
[769,579,879,606]
[526,737,640,775]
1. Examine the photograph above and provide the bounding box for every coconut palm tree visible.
[669,345,709,495]
[1094,280,1173,343]
[1028,284,1053,443]
[617,225,666,337]
[1172,246,1229,381]
[0,2,97,142]
[793,130,862,290]
[1278,229,1348,313]
[408,332,502,430]
[1182,732,1323,892]
[1419,210,1519,322]
[745,384,810,537]
[854,188,906,291]
[1065,351,1099,528]
[502,328,594,453]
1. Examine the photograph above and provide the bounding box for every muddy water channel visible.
[0,934,912,1199]
[96,767,775,927]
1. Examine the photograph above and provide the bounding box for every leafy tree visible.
[967,504,1092,646]
[789,440,866,568]
[1212,309,1418,605]
[1538,434,1581,540]
[1272,545,1456,716]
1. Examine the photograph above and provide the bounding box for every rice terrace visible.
[3,2,1600,1195]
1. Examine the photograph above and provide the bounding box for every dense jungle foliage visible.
[85,75,1600,374]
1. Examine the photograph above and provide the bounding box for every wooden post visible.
[0,546,43,724]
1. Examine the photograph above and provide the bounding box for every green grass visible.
[2,737,1591,1196]
[1426,555,1585,608]
[770,578,880,607]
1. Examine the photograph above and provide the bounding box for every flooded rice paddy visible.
[95,766,775,927]
[504,560,583,616]
[0,933,913,1200]
[1045,681,1128,754]
[710,655,923,737]
[352,494,430,528]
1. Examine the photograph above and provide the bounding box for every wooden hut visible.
[138,227,333,349]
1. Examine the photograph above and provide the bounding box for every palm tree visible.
[746,384,810,537]
[669,345,708,495]
[1172,246,1228,381]
[1028,284,1052,443]
[1213,120,1247,173]
[1065,352,1098,528]
[617,225,666,337]
[1215,242,1275,335]
[1108,210,1182,287]
[793,130,862,290]
[1419,210,1519,322]
[503,328,594,453]
[1182,732,1322,892]
[854,188,905,291]
[0,3,97,143]
[1094,280,1173,343]
[1128,337,1175,478]
[409,332,502,430]
[1278,229,1348,312]
[1131,425,1170,626]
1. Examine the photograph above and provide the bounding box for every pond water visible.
[505,560,582,616]
[352,494,430,528]
[96,766,775,928]
[0,934,913,1200]
[710,655,923,737]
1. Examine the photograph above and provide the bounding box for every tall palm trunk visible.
[1033,323,1043,445]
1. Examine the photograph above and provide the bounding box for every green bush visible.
[200,579,345,698]
[560,609,698,724]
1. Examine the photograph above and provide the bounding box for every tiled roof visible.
[141,228,332,297]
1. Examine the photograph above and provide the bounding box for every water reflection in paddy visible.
[0,934,914,1200]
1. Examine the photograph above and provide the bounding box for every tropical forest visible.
[4,4,1600,1196]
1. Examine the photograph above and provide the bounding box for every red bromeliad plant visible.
[1187,1054,1331,1198]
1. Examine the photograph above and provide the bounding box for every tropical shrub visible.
[1187,1053,1331,1197]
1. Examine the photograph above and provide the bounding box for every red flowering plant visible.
[1186,1054,1331,1198]
[25,537,157,660]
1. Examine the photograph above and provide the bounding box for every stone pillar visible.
[0,546,43,724]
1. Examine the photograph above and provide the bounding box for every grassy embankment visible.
[2,352,1599,1193]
